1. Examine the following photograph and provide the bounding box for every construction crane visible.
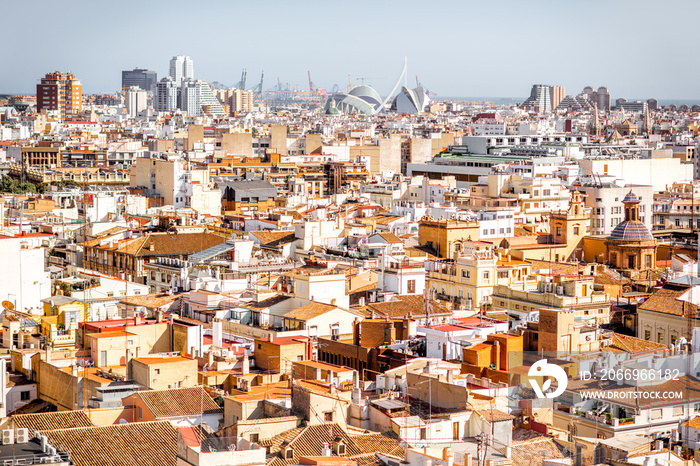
[251,71,264,99]
[236,68,247,90]
[355,77,379,85]
[308,71,315,93]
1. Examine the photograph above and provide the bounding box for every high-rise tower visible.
[169,56,194,86]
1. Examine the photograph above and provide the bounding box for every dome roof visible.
[347,85,382,103]
[608,221,654,242]
[622,191,640,204]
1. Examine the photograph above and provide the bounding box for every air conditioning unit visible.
[2,429,14,445]
[15,428,28,444]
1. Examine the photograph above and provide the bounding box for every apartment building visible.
[36,71,82,121]
[577,183,653,235]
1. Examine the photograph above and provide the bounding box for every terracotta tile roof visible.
[285,265,338,277]
[89,232,226,257]
[375,232,403,244]
[250,230,297,246]
[682,416,700,429]
[263,423,403,466]
[477,409,515,422]
[118,293,178,309]
[638,284,699,317]
[137,386,222,418]
[227,381,291,401]
[507,437,567,466]
[365,295,450,319]
[284,302,338,321]
[10,411,94,434]
[605,333,668,354]
[246,294,290,309]
[40,420,178,466]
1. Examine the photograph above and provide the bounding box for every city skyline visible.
[1,0,699,99]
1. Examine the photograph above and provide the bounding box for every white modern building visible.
[125,86,147,117]
[0,234,51,315]
[477,209,515,239]
[180,79,202,116]
[155,77,178,112]
[577,183,654,236]
[169,55,194,86]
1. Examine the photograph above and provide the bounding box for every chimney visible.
[330,383,336,394]
[314,367,322,380]
[505,446,511,459]
[321,443,332,457]
[213,320,223,347]
[242,354,249,375]
[134,314,141,326]
[326,370,333,384]
[268,333,273,342]
[447,371,454,383]
[464,453,472,466]
[71,364,78,377]
[156,311,164,323]
[208,350,214,367]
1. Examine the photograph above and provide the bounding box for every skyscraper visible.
[522,84,563,113]
[155,77,178,112]
[169,55,194,86]
[121,68,157,93]
[36,71,82,121]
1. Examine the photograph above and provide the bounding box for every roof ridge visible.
[40,419,169,433]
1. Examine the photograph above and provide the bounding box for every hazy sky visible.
[1,0,697,100]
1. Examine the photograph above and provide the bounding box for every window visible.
[407,279,416,294]
[556,227,562,236]
[644,330,650,341]
[462,270,470,279]
[250,434,259,443]
[258,344,262,349]
[483,271,490,280]
[286,449,294,459]
[337,444,346,455]
[573,226,579,235]
[138,407,143,420]
[650,409,662,420]
[154,369,160,375]
[20,391,30,401]
[673,405,684,417]
[324,412,333,422]
[657,332,664,344]
[297,355,304,361]
[420,428,427,440]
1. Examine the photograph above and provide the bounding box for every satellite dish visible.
[2,301,14,312]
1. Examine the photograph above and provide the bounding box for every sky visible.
[1,0,698,100]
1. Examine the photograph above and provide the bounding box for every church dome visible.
[622,191,639,204]
[608,221,654,242]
